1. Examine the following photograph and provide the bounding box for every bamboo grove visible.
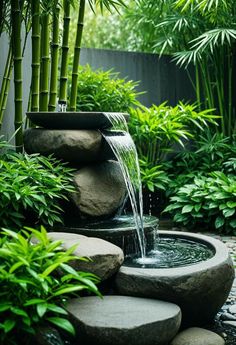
[0,0,125,150]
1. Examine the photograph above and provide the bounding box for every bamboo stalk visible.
[48,1,60,111]
[59,0,71,105]
[0,46,12,118]
[0,53,13,127]
[31,0,40,112]
[39,12,50,111]
[11,0,23,150]
[70,0,85,111]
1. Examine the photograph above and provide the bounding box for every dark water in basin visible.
[124,237,214,268]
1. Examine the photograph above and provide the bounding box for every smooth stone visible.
[222,321,236,327]
[34,326,64,345]
[23,128,113,163]
[220,312,236,321]
[228,304,236,314]
[66,296,181,345]
[72,160,127,218]
[49,232,124,281]
[170,327,225,345]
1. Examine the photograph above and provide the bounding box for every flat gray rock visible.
[49,232,124,281]
[170,327,225,345]
[72,160,127,218]
[67,296,181,345]
[24,128,113,163]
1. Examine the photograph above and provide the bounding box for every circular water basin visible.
[125,236,214,268]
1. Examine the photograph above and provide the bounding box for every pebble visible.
[222,321,236,328]
[228,305,236,314]
[220,313,236,321]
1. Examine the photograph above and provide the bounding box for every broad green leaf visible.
[47,317,75,335]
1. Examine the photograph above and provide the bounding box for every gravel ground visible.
[203,234,236,345]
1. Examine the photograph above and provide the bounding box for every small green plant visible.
[139,159,171,192]
[128,102,217,193]
[0,144,75,229]
[71,65,141,112]
[129,102,217,165]
[0,226,101,345]
[164,172,236,234]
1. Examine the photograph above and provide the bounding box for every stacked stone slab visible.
[24,125,127,220]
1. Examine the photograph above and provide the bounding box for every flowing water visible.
[102,113,146,258]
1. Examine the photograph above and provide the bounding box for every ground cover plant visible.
[0,226,101,345]
[164,133,236,234]
[0,139,75,230]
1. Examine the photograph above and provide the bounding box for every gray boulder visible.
[66,296,181,345]
[24,128,113,163]
[170,327,225,345]
[49,232,124,281]
[72,160,127,218]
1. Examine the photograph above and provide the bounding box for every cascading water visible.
[102,113,147,259]
[102,113,146,258]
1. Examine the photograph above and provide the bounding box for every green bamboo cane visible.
[59,0,71,105]
[48,1,60,111]
[11,0,23,150]
[0,53,13,128]
[31,0,40,112]
[70,0,85,111]
[0,46,12,119]
[39,11,50,111]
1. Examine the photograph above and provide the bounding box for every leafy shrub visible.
[164,172,236,234]
[128,102,217,192]
[0,226,100,345]
[70,65,141,112]
[0,145,75,229]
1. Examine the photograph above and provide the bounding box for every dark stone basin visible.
[115,231,235,327]
[26,111,129,130]
[54,215,158,257]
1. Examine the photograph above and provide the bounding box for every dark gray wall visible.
[0,32,31,141]
[80,48,195,107]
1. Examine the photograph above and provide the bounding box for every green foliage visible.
[128,102,217,192]
[0,226,100,345]
[139,159,171,193]
[164,172,236,234]
[0,144,75,229]
[71,65,141,112]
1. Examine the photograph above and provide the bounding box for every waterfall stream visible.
[102,113,146,258]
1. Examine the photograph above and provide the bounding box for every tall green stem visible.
[11,0,23,150]
[31,0,40,112]
[48,1,60,111]
[0,46,12,122]
[59,0,71,104]
[70,0,85,111]
[39,12,50,111]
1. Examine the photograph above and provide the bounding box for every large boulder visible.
[23,128,113,164]
[66,296,181,345]
[170,327,225,345]
[48,232,124,281]
[72,160,127,218]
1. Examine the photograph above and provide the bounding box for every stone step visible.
[66,295,181,345]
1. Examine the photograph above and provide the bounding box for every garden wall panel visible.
[80,48,195,107]
[0,33,31,142]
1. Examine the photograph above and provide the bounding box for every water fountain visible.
[24,110,234,344]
